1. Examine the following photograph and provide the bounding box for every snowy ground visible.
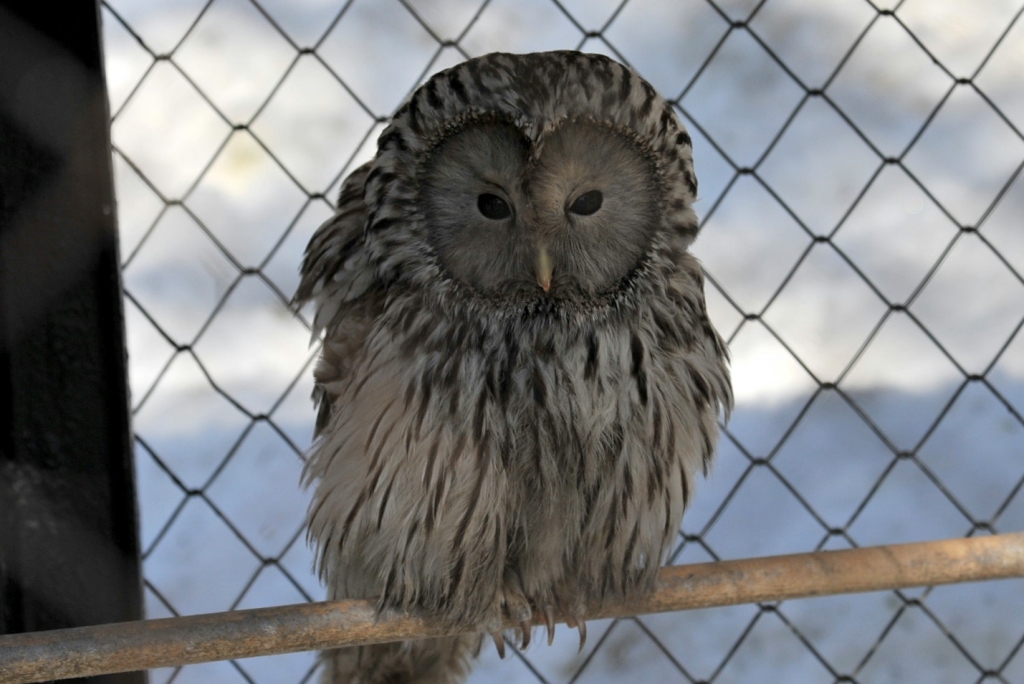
[102,1,1024,682]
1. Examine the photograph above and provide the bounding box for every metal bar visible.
[1,533,1022,683]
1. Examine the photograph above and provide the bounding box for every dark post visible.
[0,2,145,683]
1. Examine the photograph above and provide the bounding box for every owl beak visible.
[536,245,553,292]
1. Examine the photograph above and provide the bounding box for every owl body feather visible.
[296,51,731,684]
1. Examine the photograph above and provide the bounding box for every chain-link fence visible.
[100,0,1024,682]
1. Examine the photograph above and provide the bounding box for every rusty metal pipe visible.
[2,533,1023,683]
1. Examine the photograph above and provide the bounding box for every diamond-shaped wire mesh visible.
[101,1,1024,682]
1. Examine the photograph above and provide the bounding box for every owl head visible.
[362,51,700,309]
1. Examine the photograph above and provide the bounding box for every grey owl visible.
[295,51,732,684]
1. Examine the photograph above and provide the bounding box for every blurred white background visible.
[101,0,1024,682]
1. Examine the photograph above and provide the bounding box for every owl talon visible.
[574,618,587,653]
[491,631,506,659]
[519,621,532,649]
[543,605,556,646]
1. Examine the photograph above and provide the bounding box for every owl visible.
[295,51,732,684]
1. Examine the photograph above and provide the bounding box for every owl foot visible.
[498,576,535,650]
[564,615,587,653]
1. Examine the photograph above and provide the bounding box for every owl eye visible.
[477,193,512,220]
[568,190,603,216]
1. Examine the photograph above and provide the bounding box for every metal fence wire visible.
[100,0,1024,682]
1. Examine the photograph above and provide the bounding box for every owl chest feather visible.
[306,282,724,624]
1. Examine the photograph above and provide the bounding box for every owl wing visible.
[294,161,381,436]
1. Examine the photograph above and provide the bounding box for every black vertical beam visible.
[0,2,145,683]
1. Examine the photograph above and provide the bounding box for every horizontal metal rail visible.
[2,533,1023,683]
